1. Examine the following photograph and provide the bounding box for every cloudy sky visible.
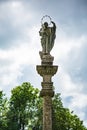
[0,0,87,127]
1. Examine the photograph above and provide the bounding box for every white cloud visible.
[55,66,87,126]
[0,0,36,45]
[52,27,87,63]
[0,23,41,94]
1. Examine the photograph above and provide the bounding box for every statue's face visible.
[44,22,48,28]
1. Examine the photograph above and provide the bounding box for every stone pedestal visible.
[36,53,58,130]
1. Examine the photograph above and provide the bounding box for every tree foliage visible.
[7,82,40,130]
[52,93,87,130]
[0,82,87,130]
[0,91,8,130]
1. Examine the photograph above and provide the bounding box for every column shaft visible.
[43,96,52,130]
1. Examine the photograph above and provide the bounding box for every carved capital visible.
[36,65,58,77]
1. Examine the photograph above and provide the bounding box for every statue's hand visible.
[51,21,54,24]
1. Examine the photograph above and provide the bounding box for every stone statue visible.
[39,16,56,54]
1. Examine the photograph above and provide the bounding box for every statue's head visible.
[44,22,48,28]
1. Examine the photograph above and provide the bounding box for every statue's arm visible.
[51,21,56,29]
[39,28,43,36]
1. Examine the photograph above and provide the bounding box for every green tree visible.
[5,82,87,130]
[52,93,87,130]
[0,91,8,130]
[7,82,40,130]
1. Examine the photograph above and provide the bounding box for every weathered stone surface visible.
[39,19,56,54]
[36,65,58,76]
[41,82,53,89]
[36,52,58,130]
[40,89,54,97]
[39,51,54,65]
[43,96,52,130]
[36,63,58,130]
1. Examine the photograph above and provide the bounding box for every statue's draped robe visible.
[40,23,56,54]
